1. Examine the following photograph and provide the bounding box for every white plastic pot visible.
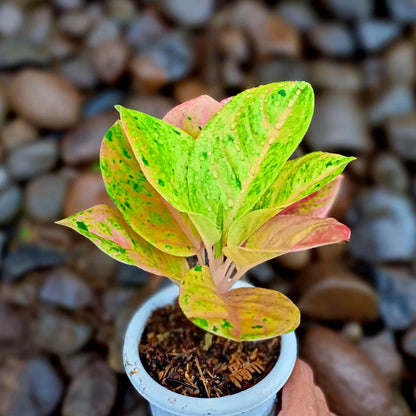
[124,282,297,416]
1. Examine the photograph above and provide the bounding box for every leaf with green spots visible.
[179,265,300,341]
[279,175,343,218]
[224,215,350,276]
[100,121,202,256]
[56,205,189,281]
[187,82,314,234]
[228,152,353,246]
[116,105,194,213]
[163,95,223,139]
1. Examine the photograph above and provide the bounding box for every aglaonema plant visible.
[57,82,354,342]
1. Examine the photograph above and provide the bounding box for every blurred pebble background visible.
[0,0,416,415]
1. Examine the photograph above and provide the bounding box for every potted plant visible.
[57,81,353,416]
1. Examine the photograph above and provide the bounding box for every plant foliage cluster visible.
[58,82,353,341]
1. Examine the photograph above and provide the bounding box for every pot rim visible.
[124,282,297,416]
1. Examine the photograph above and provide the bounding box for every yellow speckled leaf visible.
[187,82,314,233]
[179,265,300,341]
[228,152,353,246]
[56,204,188,281]
[100,121,202,256]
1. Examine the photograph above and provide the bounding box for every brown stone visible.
[298,274,379,322]
[92,38,130,84]
[64,172,114,217]
[303,326,392,416]
[62,112,115,165]
[276,250,311,270]
[0,118,38,151]
[173,79,209,103]
[359,331,403,385]
[129,55,168,92]
[8,70,82,129]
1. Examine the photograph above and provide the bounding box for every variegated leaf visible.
[100,121,202,256]
[256,152,354,211]
[56,205,189,281]
[280,176,343,218]
[116,105,194,213]
[228,153,353,246]
[163,95,223,139]
[224,215,350,276]
[117,105,222,246]
[187,82,314,233]
[179,265,300,341]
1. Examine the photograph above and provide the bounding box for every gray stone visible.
[60,352,101,378]
[387,115,416,161]
[369,86,414,125]
[322,0,373,19]
[39,268,94,310]
[87,19,120,47]
[248,262,276,283]
[160,0,214,26]
[0,39,50,69]
[54,0,84,10]
[36,311,93,355]
[357,21,401,52]
[348,189,416,262]
[126,13,167,50]
[142,32,193,82]
[0,3,24,37]
[2,244,67,282]
[371,153,409,192]
[374,267,416,330]
[307,92,372,153]
[0,186,22,225]
[6,140,59,181]
[25,174,68,222]
[117,263,150,286]
[83,90,125,117]
[22,6,52,45]
[277,2,317,32]
[386,0,416,22]
[1,357,64,416]
[63,361,117,416]
[309,24,355,57]
[256,60,307,85]
[60,57,98,90]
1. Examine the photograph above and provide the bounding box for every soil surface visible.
[139,299,281,398]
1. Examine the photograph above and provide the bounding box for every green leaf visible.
[224,215,350,276]
[100,121,202,257]
[187,82,314,233]
[163,95,223,139]
[256,152,354,211]
[56,204,189,281]
[179,265,300,341]
[116,105,194,213]
[228,152,353,246]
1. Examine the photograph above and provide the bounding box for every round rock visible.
[8,69,82,129]
[25,174,68,222]
[0,185,22,226]
[303,326,392,416]
[63,361,117,416]
[160,0,214,26]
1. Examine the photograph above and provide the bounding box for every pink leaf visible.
[224,215,350,275]
[278,359,336,416]
[163,95,222,138]
[280,176,343,218]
